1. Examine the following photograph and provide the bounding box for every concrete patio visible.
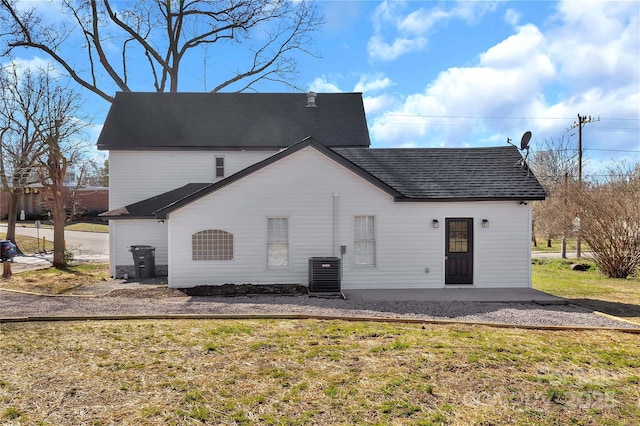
[343,288,567,304]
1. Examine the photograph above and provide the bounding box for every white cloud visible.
[504,8,521,26]
[354,73,393,93]
[369,0,639,163]
[547,1,639,92]
[398,8,450,35]
[363,94,398,116]
[2,57,61,76]
[370,23,557,147]
[0,57,64,88]
[480,24,549,69]
[368,0,501,62]
[367,35,427,62]
[308,76,342,93]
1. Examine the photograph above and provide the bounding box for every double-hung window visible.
[354,215,375,266]
[267,217,288,267]
[215,156,225,178]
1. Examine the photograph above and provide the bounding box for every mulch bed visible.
[181,283,309,297]
[105,283,309,298]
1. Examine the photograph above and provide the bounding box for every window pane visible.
[215,157,224,178]
[192,229,233,260]
[448,221,468,253]
[354,216,375,265]
[267,243,288,267]
[267,218,288,267]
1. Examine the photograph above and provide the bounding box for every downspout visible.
[333,192,344,282]
[527,202,533,288]
[333,192,339,257]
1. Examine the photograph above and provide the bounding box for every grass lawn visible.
[532,259,640,324]
[0,263,110,295]
[1,319,639,425]
[2,221,109,233]
[9,234,54,254]
[531,238,592,254]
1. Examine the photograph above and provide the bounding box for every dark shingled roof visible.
[334,146,547,201]
[105,183,211,219]
[96,92,370,150]
[101,139,546,219]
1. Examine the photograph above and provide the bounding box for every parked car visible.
[1,240,17,262]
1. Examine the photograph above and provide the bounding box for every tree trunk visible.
[561,235,567,259]
[51,189,66,267]
[5,191,20,245]
[547,239,552,248]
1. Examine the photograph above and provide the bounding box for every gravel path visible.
[1,286,637,329]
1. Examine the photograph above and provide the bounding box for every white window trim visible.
[266,216,290,269]
[354,215,377,267]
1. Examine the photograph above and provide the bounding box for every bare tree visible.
[0,65,49,246]
[0,0,323,102]
[65,157,101,220]
[33,78,90,267]
[1,64,90,267]
[99,159,108,187]
[576,162,640,278]
[530,136,579,257]
[530,135,579,189]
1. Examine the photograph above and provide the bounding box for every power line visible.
[383,113,639,121]
[534,148,640,153]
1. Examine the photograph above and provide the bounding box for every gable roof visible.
[334,146,547,201]
[101,139,546,220]
[96,92,370,150]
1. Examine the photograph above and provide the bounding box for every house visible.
[98,91,546,289]
[0,185,108,220]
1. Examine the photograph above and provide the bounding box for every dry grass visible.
[6,221,109,233]
[1,319,639,425]
[533,259,640,323]
[6,234,54,255]
[0,263,110,295]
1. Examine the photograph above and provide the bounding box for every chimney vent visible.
[306,91,317,108]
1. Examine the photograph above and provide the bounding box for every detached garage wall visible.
[166,146,533,289]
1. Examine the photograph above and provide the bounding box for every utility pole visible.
[568,114,600,258]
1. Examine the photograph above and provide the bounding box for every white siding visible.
[109,220,168,277]
[109,150,276,208]
[167,147,534,289]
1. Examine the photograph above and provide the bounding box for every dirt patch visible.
[180,283,309,297]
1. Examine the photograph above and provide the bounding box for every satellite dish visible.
[520,131,532,150]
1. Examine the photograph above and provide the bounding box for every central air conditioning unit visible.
[308,257,341,293]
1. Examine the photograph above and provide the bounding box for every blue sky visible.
[6,0,640,178]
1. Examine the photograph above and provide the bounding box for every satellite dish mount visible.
[507,131,532,173]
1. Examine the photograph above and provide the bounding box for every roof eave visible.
[394,195,547,202]
[99,215,158,220]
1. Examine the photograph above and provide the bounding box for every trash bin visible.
[129,245,156,279]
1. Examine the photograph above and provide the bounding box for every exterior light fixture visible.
[432,219,439,228]
[482,219,489,228]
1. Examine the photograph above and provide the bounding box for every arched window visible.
[192,229,233,261]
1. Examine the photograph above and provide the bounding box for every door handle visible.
[444,256,448,260]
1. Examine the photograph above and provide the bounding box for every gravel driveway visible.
[1,284,637,329]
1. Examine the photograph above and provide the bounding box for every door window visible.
[448,220,468,253]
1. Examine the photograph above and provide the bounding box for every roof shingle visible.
[335,146,547,200]
[96,92,371,150]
